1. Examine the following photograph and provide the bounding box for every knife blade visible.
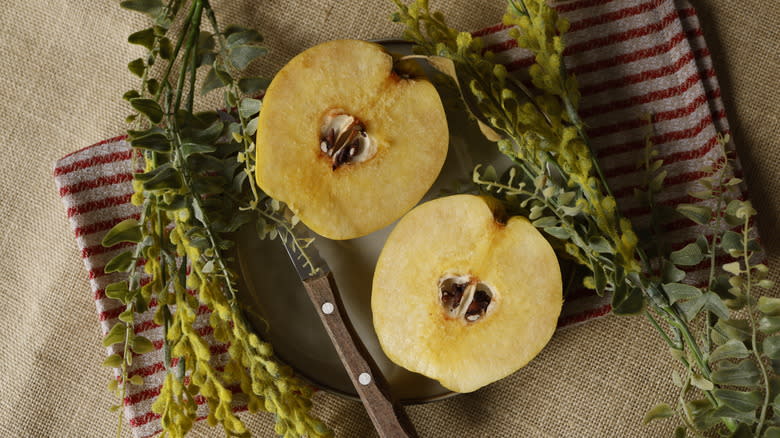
[277,209,418,438]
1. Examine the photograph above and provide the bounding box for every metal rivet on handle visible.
[321,302,335,315]
[358,372,371,386]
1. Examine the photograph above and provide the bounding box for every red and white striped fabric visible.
[54,0,747,435]
[474,0,747,325]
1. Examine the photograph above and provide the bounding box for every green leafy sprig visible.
[392,0,776,436]
[101,1,330,437]
[640,137,778,437]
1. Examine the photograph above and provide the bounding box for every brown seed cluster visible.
[320,116,369,170]
[438,275,494,323]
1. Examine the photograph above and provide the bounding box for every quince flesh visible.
[255,39,449,240]
[372,194,562,393]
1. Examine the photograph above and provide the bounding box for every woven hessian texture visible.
[1,0,777,437]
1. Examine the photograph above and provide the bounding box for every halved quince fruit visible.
[372,194,562,393]
[255,39,449,240]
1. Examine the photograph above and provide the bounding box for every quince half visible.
[372,194,562,393]
[255,39,449,240]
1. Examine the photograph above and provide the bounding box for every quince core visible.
[255,39,449,240]
[372,194,563,393]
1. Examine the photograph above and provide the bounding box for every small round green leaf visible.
[132,336,155,354]
[690,373,714,391]
[141,166,182,191]
[662,261,686,283]
[720,231,742,253]
[238,77,271,95]
[587,236,612,253]
[102,354,123,368]
[229,45,268,70]
[128,58,145,78]
[180,142,217,158]
[711,359,761,387]
[532,216,558,228]
[529,205,544,221]
[678,295,706,321]
[702,292,730,320]
[128,28,156,50]
[146,79,160,96]
[711,405,756,424]
[201,259,215,274]
[670,242,704,266]
[662,283,702,304]
[725,199,746,226]
[759,297,780,316]
[688,189,712,200]
[105,281,130,302]
[544,226,570,240]
[715,319,751,342]
[200,68,226,96]
[102,323,128,347]
[226,28,263,47]
[709,339,750,362]
[676,204,712,225]
[134,162,171,182]
[123,90,141,101]
[102,219,142,247]
[104,250,134,273]
[238,98,262,119]
[764,426,780,438]
[118,308,134,323]
[130,98,164,124]
[159,37,172,59]
[612,285,644,315]
[130,133,170,152]
[643,403,674,424]
[245,117,259,137]
[649,170,667,192]
[120,0,163,17]
[760,316,780,335]
[765,335,780,359]
[722,261,742,276]
[686,399,719,430]
[592,263,607,295]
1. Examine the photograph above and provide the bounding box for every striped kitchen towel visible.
[54,0,748,436]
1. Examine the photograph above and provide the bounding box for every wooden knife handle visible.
[303,272,418,438]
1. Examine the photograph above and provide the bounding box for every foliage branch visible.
[100,0,330,437]
[391,0,777,436]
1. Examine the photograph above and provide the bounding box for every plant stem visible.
[552,56,615,201]
[743,215,770,435]
[202,0,321,277]
[641,280,731,421]
[645,309,683,353]
[677,378,706,438]
[186,23,199,113]
[173,1,202,113]
[154,3,196,102]
[113,193,153,438]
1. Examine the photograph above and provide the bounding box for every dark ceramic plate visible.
[234,40,504,403]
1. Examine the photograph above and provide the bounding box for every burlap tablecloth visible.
[1,0,777,437]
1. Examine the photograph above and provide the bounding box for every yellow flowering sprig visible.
[505,0,576,102]
[393,0,642,312]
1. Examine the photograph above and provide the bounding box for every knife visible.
[278,213,419,438]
